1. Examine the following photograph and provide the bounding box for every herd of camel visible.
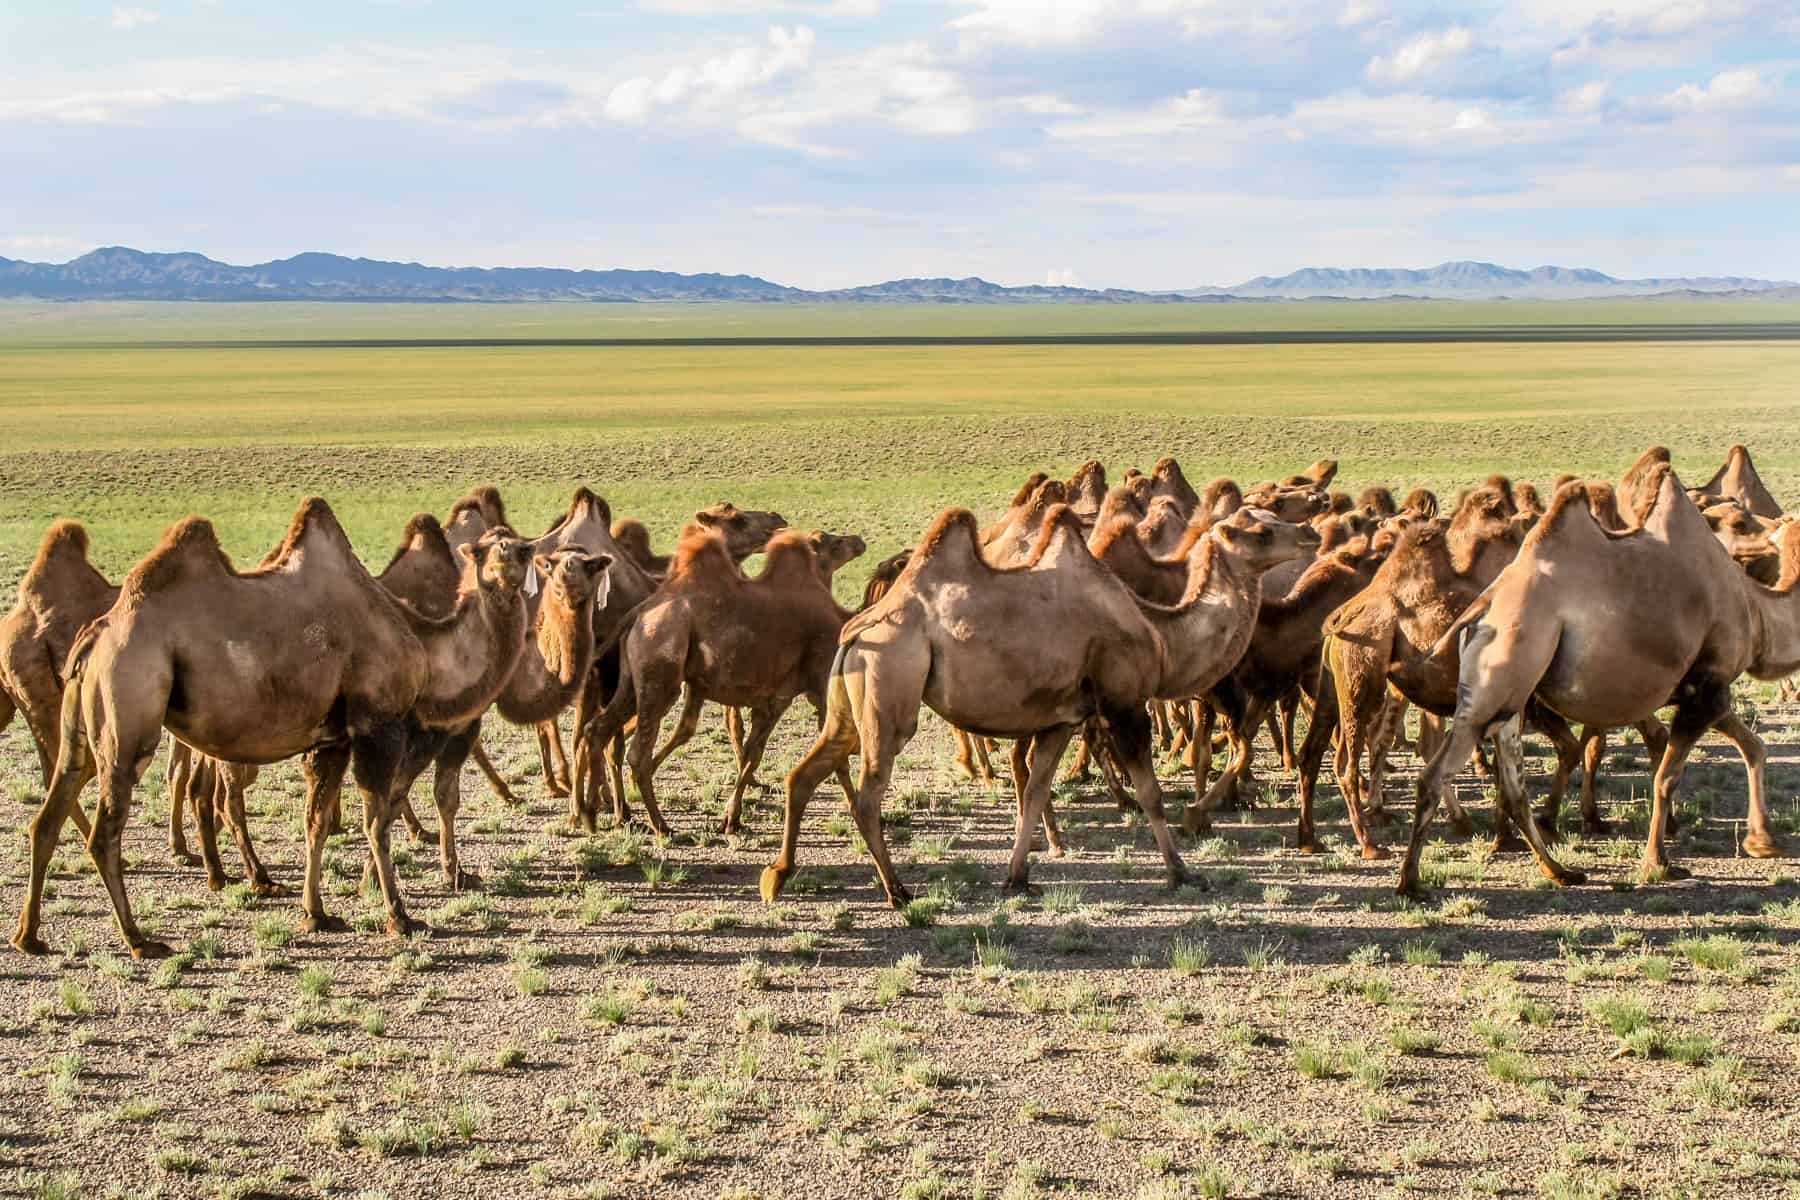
[0,442,1794,961]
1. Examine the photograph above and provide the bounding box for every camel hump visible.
[1531,479,1597,540]
[1008,472,1050,508]
[402,512,449,551]
[1027,503,1088,565]
[258,497,355,570]
[912,508,984,568]
[465,483,507,527]
[757,530,824,587]
[21,519,94,595]
[124,515,228,599]
[1202,476,1241,514]
[1089,514,1141,558]
[567,485,611,526]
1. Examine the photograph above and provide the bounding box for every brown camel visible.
[14,499,533,957]
[164,740,270,894]
[985,478,1069,563]
[0,521,119,792]
[1399,466,1795,894]
[761,503,1317,906]
[579,522,843,836]
[445,484,507,552]
[1137,497,1192,557]
[1065,460,1108,523]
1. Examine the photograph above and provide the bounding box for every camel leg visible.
[652,687,705,774]
[220,768,278,895]
[1061,728,1094,784]
[298,744,351,935]
[191,757,233,892]
[1294,679,1339,854]
[429,727,479,891]
[1151,700,1171,752]
[1112,705,1190,888]
[1189,691,1264,835]
[1004,725,1079,892]
[951,727,982,783]
[1492,715,1582,887]
[722,700,787,834]
[1715,711,1783,859]
[1398,713,1484,897]
[1175,700,1199,767]
[977,737,1000,785]
[1637,716,1675,836]
[353,725,422,938]
[1531,707,1580,840]
[1276,691,1299,774]
[1188,703,1216,823]
[626,676,679,838]
[85,727,170,959]
[1332,691,1386,860]
[12,752,96,956]
[166,739,201,867]
[1640,692,1726,883]
[726,705,753,780]
[1578,726,1609,834]
[762,678,859,903]
[579,671,641,832]
[467,738,521,807]
[1009,737,1064,857]
[1415,712,1473,837]
[540,719,571,796]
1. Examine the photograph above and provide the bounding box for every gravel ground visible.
[3,692,1800,1200]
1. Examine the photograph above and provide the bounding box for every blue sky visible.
[2,1,1796,289]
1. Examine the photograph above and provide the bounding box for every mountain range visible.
[0,248,1792,304]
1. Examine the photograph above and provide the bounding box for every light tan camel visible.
[578,524,842,835]
[1399,466,1795,894]
[760,503,1317,906]
[1690,444,1781,518]
[12,500,533,958]
[1065,460,1108,523]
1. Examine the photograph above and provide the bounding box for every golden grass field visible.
[5,301,1800,1200]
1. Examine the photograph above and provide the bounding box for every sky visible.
[1,1,1797,290]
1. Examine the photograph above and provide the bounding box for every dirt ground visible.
[4,690,1800,1200]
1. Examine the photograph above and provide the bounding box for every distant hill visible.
[1186,260,1794,300]
[0,248,1791,304]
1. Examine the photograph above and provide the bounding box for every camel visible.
[445,485,507,553]
[982,472,1051,541]
[164,741,270,894]
[13,499,535,957]
[1144,458,1202,517]
[1690,444,1781,518]
[654,529,869,791]
[1358,487,1398,516]
[1398,466,1795,894]
[760,503,1317,906]
[578,522,844,836]
[1138,497,1192,557]
[984,478,1068,563]
[0,521,119,792]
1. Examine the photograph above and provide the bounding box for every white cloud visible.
[1366,27,1474,84]
[1045,267,1081,286]
[1662,67,1777,109]
[1049,88,1224,139]
[1558,80,1610,112]
[109,7,160,30]
[641,0,876,14]
[602,25,815,123]
[1450,106,1491,132]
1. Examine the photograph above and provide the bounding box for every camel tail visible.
[1423,591,1495,669]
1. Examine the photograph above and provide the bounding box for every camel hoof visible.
[1044,843,1068,860]
[449,869,481,893]
[1395,878,1427,900]
[1361,845,1392,862]
[1167,868,1198,891]
[12,934,51,956]
[131,940,175,961]
[172,850,202,868]
[1295,839,1320,855]
[719,819,742,837]
[1183,815,1213,837]
[388,916,429,939]
[1641,862,1691,883]
[1000,878,1040,897]
[1449,815,1476,839]
[886,886,916,908]
[1490,835,1529,854]
[758,867,787,904]
[251,880,286,898]
[410,829,433,847]
[1744,833,1786,859]
[1582,817,1614,836]
[543,784,567,800]
[298,914,349,935]
[1556,869,1588,887]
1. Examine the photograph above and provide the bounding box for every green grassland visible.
[1,300,1798,596]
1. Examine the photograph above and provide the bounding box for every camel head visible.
[535,548,614,612]
[1243,479,1331,524]
[808,530,869,578]
[1327,490,1355,515]
[1703,500,1778,580]
[1201,476,1242,522]
[459,531,534,596]
[1210,507,1321,572]
[693,502,787,561]
[1300,458,1339,488]
[861,549,911,610]
[1512,482,1546,519]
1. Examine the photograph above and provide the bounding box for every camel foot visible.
[1395,881,1428,901]
[206,874,231,892]
[1550,868,1588,887]
[541,784,565,801]
[719,818,742,837]
[759,867,787,904]
[447,868,481,893]
[1490,834,1529,854]
[1744,832,1786,859]
[1295,838,1320,855]
[131,940,175,961]
[1360,845,1392,861]
[1167,867,1198,890]
[1044,842,1068,860]
[298,913,349,935]
[409,828,433,847]
[1449,814,1476,839]
[885,885,916,908]
[11,933,51,956]
[251,879,286,898]
[1183,814,1213,837]
[1582,816,1614,836]
[1641,862,1691,883]
[1000,878,1041,897]
[388,915,429,939]
[171,848,202,868]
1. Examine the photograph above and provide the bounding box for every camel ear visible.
[694,510,718,527]
[457,543,477,565]
[533,554,554,575]
[586,553,613,575]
